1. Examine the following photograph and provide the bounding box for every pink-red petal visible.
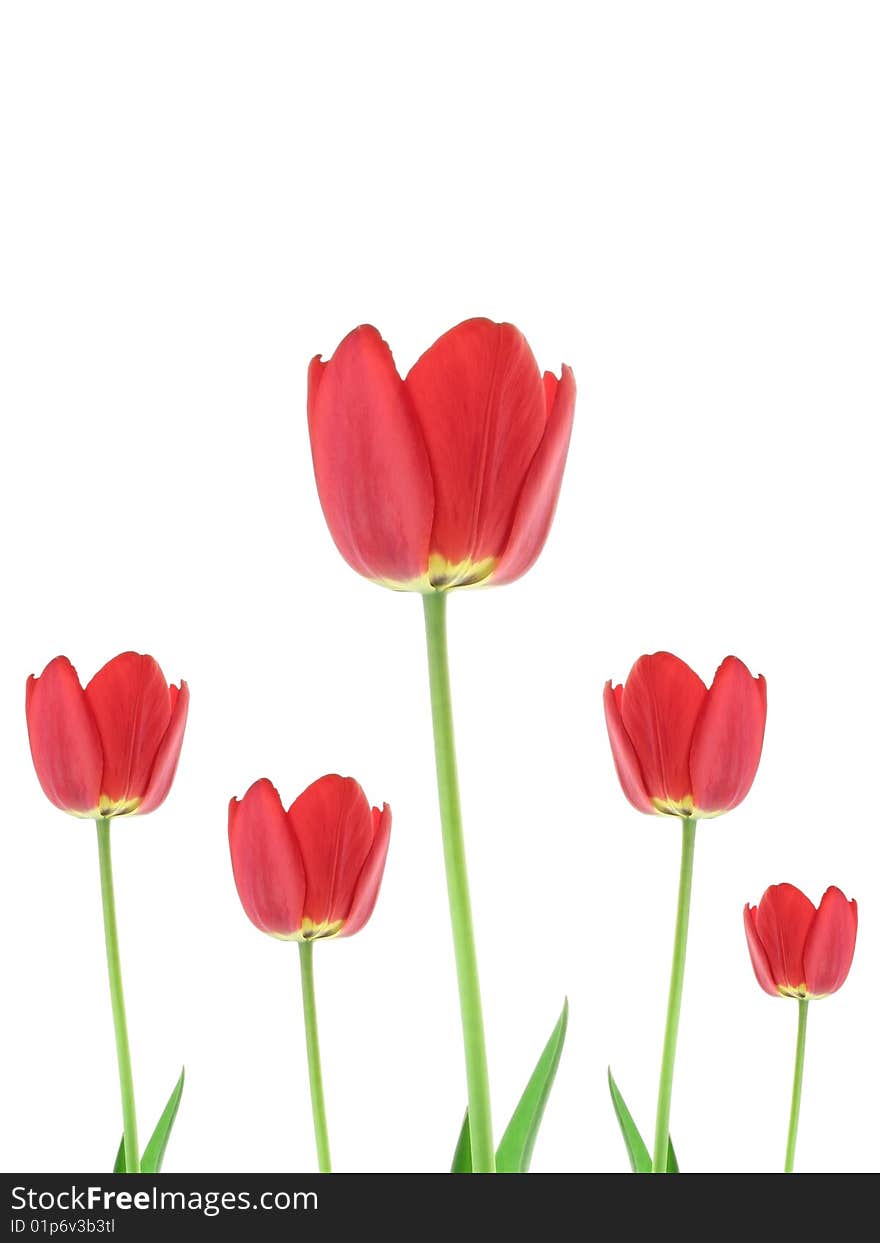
[343,803,392,936]
[803,887,858,997]
[138,681,190,814]
[308,327,434,584]
[26,657,103,814]
[289,775,375,928]
[229,779,306,937]
[603,681,654,813]
[743,904,780,997]
[405,319,547,569]
[619,653,707,808]
[84,652,173,806]
[494,365,576,585]
[754,884,816,994]
[690,657,767,814]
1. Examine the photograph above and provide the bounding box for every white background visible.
[1,2,877,1175]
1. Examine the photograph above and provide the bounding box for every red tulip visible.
[744,884,858,999]
[604,651,767,818]
[308,318,576,590]
[228,775,391,940]
[26,652,189,818]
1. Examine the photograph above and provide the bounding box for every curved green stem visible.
[96,818,140,1173]
[422,592,495,1173]
[652,816,697,1173]
[298,941,332,1173]
[784,998,809,1173]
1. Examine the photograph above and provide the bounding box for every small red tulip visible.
[26,652,189,818]
[604,651,767,818]
[308,318,576,590]
[744,884,858,999]
[228,775,391,941]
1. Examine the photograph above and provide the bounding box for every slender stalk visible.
[422,592,495,1173]
[96,818,140,1173]
[652,816,697,1173]
[784,998,809,1173]
[298,941,332,1173]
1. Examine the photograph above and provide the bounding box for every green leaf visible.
[607,1067,652,1173]
[607,1068,680,1173]
[141,1067,185,1173]
[496,999,568,1173]
[450,1110,471,1174]
[452,1000,569,1173]
[112,1067,185,1174]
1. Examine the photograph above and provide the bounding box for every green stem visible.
[784,998,809,1173]
[652,816,697,1173]
[298,941,332,1173]
[96,818,140,1173]
[422,592,495,1173]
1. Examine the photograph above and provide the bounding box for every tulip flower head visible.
[308,318,576,591]
[604,652,767,819]
[26,652,189,819]
[228,775,391,941]
[744,884,858,1000]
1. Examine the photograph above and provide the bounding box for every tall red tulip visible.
[229,775,391,941]
[25,650,189,1173]
[309,317,575,1170]
[604,651,766,1174]
[26,652,189,819]
[604,652,767,819]
[229,774,391,1173]
[308,318,576,590]
[743,884,857,1172]
[744,884,858,1000]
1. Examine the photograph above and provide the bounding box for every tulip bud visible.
[228,775,391,941]
[26,652,188,819]
[744,884,858,1000]
[604,652,766,819]
[308,318,575,591]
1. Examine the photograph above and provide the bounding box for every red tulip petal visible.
[139,681,190,815]
[308,327,434,585]
[289,775,374,929]
[690,657,767,814]
[26,657,102,814]
[743,903,780,996]
[343,803,392,936]
[603,681,654,813]
[229,779,305,937]
[405,319,547,572]
[619,653,707,809]
[84,653,173,808]
[803,887,858,997]
[494,366,576,585]
[755,884,816,995]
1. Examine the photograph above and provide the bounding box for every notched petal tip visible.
[803,884,858,997]
[690,654,766,815]
[603,677,655,814]
[343,798,392,937]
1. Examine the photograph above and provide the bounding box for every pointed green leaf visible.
[141,1067,185,1173]
[111,1067,185,1175]
[607,1067,652,1173]
[607,1068,680,1172]
[495,999,569,1173]
[451,1000,569,1174]
[450,1110,472,1173]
